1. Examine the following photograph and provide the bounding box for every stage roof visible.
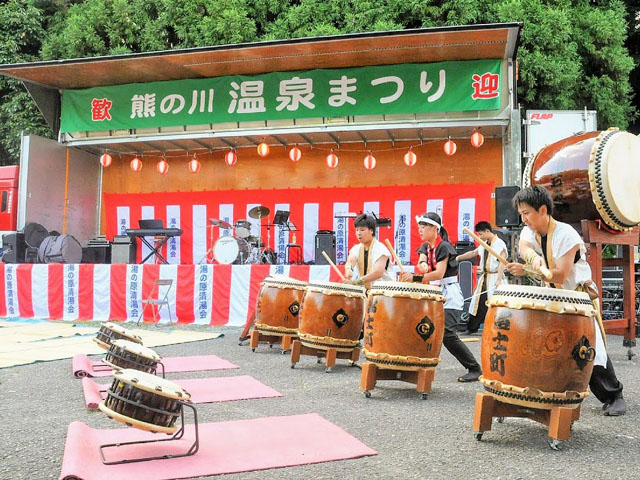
[0,23,521,90]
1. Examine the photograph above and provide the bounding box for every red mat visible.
[60,414,377,480]
[82,375,283,410]
[72,354,239,378]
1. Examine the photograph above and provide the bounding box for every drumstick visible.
[384,239,406,273]
[463,227,552,280]
[322,251,346,281]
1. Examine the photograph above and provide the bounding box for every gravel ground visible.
[1,323,639,480]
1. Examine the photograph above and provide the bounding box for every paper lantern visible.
[288,146,302,162]
[188,158,201,173]
[225,150,237,166]
[156,158,169,175]
[99,153,112,168]
[257,142,270,158]
[404,150,417,167]
[130,157,142,172]
[364,153,376,170]
[470,130,484,148]
[443,138,457,157]
[326,151,339,169]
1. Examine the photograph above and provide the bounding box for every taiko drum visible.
[93,322,143,350]
[523,129,640,231]
[480,285,597,410]
[363,281,445,370]
[298,280,366,352]
[254,276,307,337]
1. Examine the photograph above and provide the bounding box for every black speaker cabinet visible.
[495,186,521,227]
[314,231,336,265]
[2,232,27,263]
[82,245,112,264]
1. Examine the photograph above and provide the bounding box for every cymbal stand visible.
[198,225,216,264]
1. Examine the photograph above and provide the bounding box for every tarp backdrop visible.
[104,183,494,265]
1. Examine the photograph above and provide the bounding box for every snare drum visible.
[523,129,640,231]
[255,276,307,337]
[214,235,250,264]
[363,281,445,370]
[298,280,366,352]
[93,322,143,351]
[103,339,161,374]
[234,220,252,238]
[480,284,597,410]
[99,369,190,434]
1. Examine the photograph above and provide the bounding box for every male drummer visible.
[506,185,626,416]
[343,213,393,288]
[456,221,507,334]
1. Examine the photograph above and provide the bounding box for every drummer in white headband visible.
[344,213,393,289]
[400,212,482,382]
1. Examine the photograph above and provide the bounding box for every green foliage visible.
[0,0,636,163]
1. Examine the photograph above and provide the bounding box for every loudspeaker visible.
[314,231,336,265]
[495,186,521,227]
[2,232,27,263]
[111,235,136,264]
[82,245,112,264]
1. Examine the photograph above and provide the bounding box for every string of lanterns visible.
[99,129,485,173]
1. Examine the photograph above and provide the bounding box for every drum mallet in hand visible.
[462,227,552,280]
[384,239,406,273]
[322,251,346,281]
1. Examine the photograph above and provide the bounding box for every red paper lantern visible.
[404,150,417,167]
[225,150,237,166]
[288,146,302,162]
[130,156,142,172]
[156,158,169,175]
[257,142,270,158]
[364,153,376,170]
[188,158,201,173]
[470,130,484,148]
[326,151,339,169]
[443,138,457,157]
[99,153,112,168]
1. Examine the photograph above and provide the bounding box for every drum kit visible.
[203,205,279,265]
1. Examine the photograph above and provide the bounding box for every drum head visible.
[111,339,161,361]
[214,236,249,264]
[100,322,143,343]
[235,220,252,238]
[113,368,190,400]
[590,131,640,229]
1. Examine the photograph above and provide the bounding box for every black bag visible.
[38,235,83,264]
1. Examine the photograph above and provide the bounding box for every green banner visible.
[60,59,502,133]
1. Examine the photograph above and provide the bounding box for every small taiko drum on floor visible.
[103,339,161,374]
[255,276,307,337]
[99,369,190,434]
[93,322,143,350]
[480,284,597,410]
[363,281,446,370]
[523,129,640,231]
[298,280,366,352]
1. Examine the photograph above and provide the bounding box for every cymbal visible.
[248,205,270,219]
[209,218,232,229]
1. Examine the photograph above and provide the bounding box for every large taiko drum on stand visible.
[523,129,640,231]
[99,369,190,434]
[93,322,143,350]
[363,281,445,370]
[255,276,307,337]
[480,284,597,410]
[298,281,366,352]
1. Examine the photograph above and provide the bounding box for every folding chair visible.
[137,279,174,325]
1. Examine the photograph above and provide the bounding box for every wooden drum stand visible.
[290,339,360,373]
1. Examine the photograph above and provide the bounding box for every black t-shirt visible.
[417,240,459,278]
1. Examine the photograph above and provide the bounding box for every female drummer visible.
[344,213,393,288]
[506,185,626,416]
[401,212,482,382]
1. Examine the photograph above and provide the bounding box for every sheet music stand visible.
[273,210,290,226]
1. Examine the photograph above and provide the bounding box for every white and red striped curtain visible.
[104,183,494,265]
[0,263,365,325]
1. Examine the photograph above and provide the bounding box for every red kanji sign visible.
[471,73,499,99]
[91,98,113,121]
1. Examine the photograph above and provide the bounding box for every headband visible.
[415,215,441,230]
